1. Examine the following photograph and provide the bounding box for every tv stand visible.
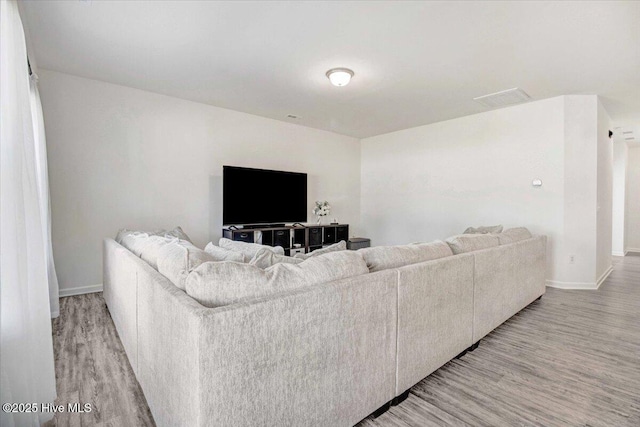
[222,224,349,256]
[242,223,285,229]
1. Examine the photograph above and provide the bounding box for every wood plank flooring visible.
[47,255,640,426]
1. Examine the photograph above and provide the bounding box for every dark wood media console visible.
[223,224,349,256]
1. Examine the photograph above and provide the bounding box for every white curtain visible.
[30,73,60,318]
[1,0,58,425]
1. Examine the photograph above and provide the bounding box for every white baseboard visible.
[596,265,613,288]
[59,283,103,297]
[612,250,627,256]
[627,247,640,253]
[546,265,613,290]
[546,280,598,290]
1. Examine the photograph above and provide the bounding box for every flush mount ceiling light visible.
[326,68,354,87]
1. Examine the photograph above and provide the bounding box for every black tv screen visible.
[223,166,307,225]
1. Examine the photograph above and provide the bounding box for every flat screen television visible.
[223,166,307,226]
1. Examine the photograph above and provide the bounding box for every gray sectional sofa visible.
[103,230,546,426]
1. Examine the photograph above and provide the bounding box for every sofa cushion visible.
[358,241,453,272]
[463,224,503,234]
[446,234,500,254]
[496,227,533,245]
[250,248,303,269]
[204,242,246,263]
[219,237,285,258]
[157,241,216,290]
[185,250,368,307]
[293,240,347,260]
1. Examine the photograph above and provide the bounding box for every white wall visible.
[595,100,613,280]
[612,141,628,255]
[361,97,565,281]
[627,147,640,252]
[361,95,612,287]
[39,70,361,293]
[561,96,598,285]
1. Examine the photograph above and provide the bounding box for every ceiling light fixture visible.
[326,68,354,87]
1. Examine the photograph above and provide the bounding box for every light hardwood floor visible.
[48,254,640,426]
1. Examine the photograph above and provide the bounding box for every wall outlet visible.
[569,254,575,264]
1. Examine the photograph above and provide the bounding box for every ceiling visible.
[20,1,640,138]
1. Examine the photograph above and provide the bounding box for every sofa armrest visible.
[136,259,206,427]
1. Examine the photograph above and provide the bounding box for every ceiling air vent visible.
[473,88,531,109]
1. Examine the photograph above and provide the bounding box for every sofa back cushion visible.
[204,242,246,263]
[358,241,453,272]
[157,241,216,290]
[463,224,503,234]
[249,248,303,269]
[219,237,285,258]
[185,250,368,307]
[496,227,533,245]
[446,234,500,254]
[293,240,347,260]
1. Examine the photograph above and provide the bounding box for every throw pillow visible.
[139,235,180,269]
[157,241,216,290]
[185,250,368,307]
[496,227,533,245]
[293,240,347,260]
[250,248,303,269]
[116,226,193,244]
[463,225,504,234]
[163,226,192,243]
[119,232,152,256]
[358,240,453,272]
[204,242,246,263]
[446,234,500,255]
[218,237,285,258]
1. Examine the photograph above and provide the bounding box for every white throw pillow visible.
[446,234,500,255]
[186,250,368,307]
[162,226,192,242]
[157,241,216,290]
[119,232,152,256]
[139,235,180,269]
[204,242,246,263]
[116,226,192,244]
[463,225,503,234]
[250,248,303,269]
[358,241,453,272]
[293,240,347,260]
[218,237,285,258]
[495,227,532,245]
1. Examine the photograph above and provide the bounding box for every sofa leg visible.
[391,390,410,406]
[455,348,469,359]
[372,401,391,418]
[456,340,480,359]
